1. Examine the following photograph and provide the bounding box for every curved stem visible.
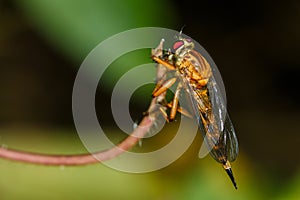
[0,116,153,166]
[0,40,167,166]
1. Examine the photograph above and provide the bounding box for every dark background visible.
[0,0,299,199]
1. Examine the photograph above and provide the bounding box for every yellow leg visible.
[152,77,176,97]
[167,102,193,119]
[152,56,176,70]
[169,83,181,121]
[159,106,169,123]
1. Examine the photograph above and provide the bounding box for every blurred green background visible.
[0,0,300,199]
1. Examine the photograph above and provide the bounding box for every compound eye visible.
[173,40,184,50]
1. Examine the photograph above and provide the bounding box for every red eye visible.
[173,41,184,50]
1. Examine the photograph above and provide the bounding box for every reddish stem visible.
[0,39,166,166]
[0,116,153,166]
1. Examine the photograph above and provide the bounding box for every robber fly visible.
[150,34,239,189]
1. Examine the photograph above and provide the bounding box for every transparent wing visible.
[207,76,227,132]
[221,113,239,162]
[179,74,238,163]
[208,76,238,162]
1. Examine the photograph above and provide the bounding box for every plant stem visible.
[0,41,166,166]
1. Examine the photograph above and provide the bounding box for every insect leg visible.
[169,83,182,121]
[152,56,176,70]
[166,102,193,118]
[152,77,177,97]
[152,72,167,95]
[158,106,169,123]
